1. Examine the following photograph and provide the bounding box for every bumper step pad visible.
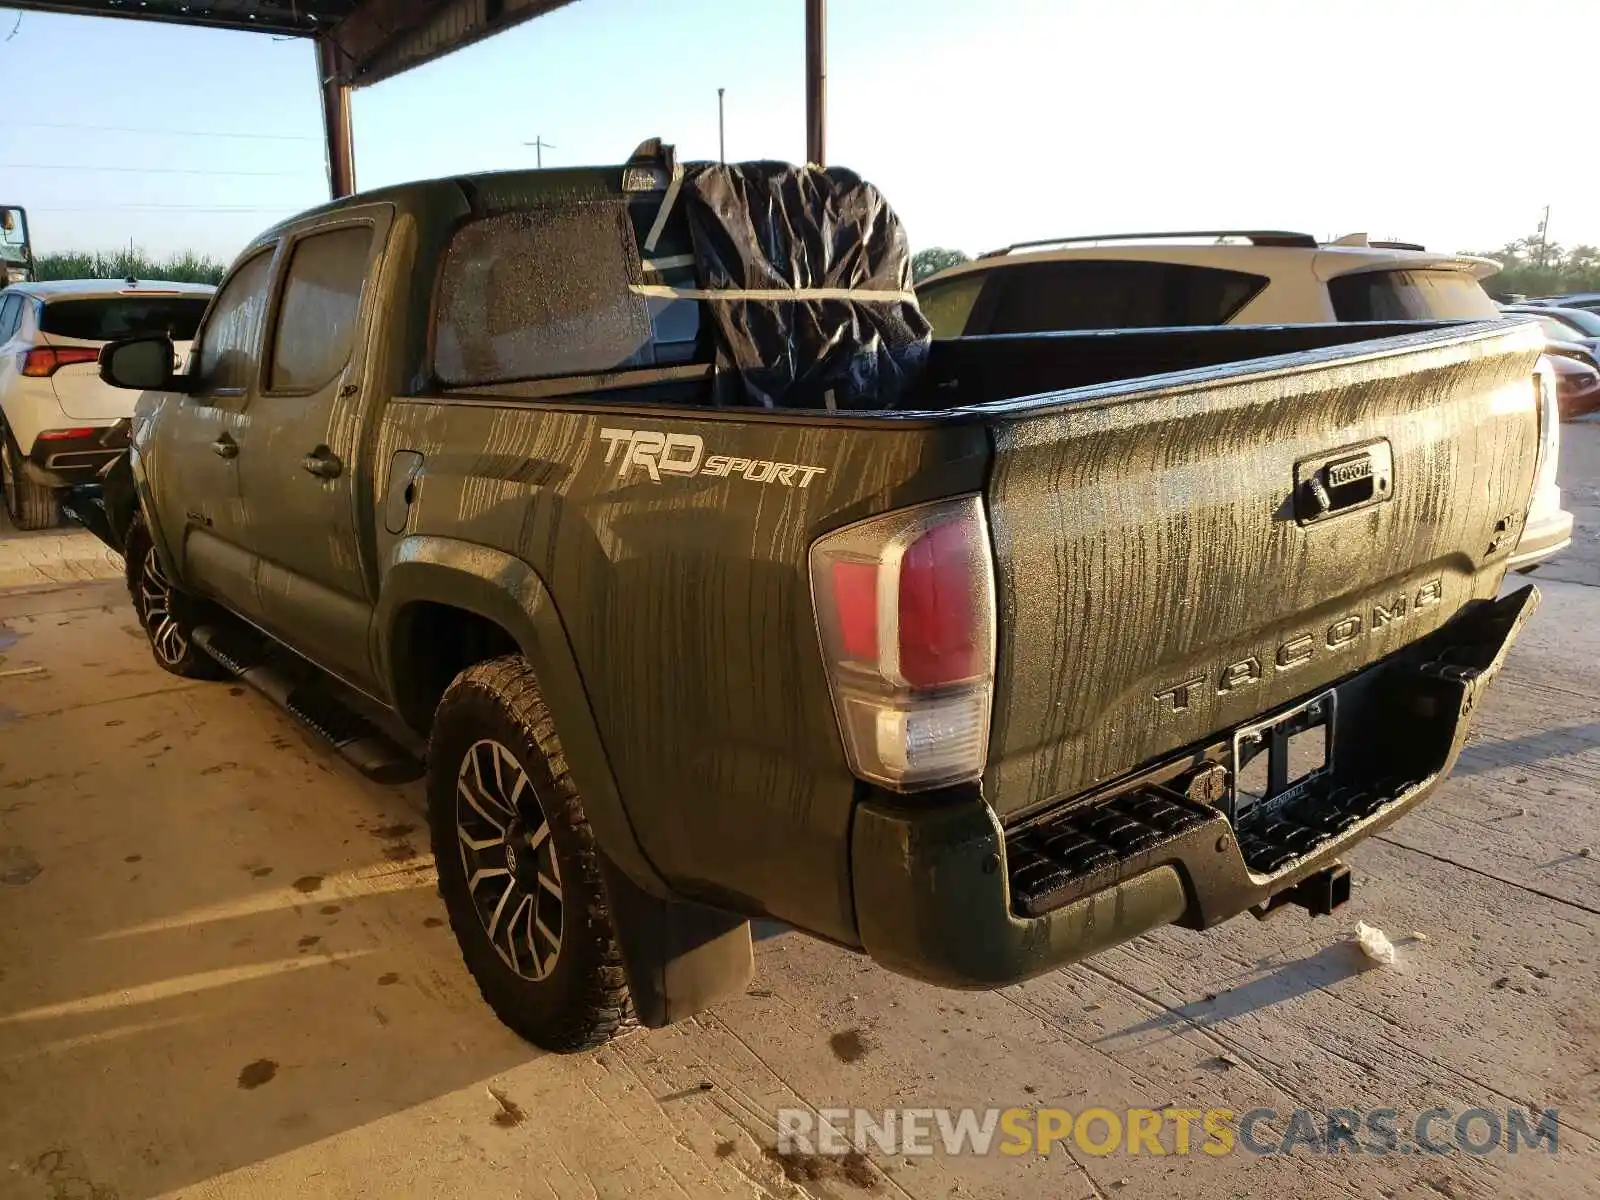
[1007,786,1212,918]
[1006,773,1424,919]
[1234,778,1414,874]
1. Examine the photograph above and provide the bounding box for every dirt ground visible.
[1,422,1597,1200]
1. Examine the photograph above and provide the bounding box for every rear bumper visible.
[21,420,130,488]
[851,586,1537,989]
[1508,505,1574,571]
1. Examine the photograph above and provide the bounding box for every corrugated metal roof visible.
[3,0,578,84]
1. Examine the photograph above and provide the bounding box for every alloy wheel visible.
[455,738,564,981]
[139,547,190,668]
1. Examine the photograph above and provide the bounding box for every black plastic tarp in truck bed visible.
[679,162,932,410]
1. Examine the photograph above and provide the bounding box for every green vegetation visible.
[34,249,227,285]
[1461,233,1600,300]
[912,247,971,283]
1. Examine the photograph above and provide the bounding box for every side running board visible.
[192,623,423,785]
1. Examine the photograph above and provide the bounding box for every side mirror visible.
[99,334,189,392]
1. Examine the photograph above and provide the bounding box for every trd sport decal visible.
[599,428,828,488]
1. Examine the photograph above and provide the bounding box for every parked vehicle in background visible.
[1517,292,1600,315]
[914,230,1501,333]
[1546,350,1600,420]
[79,155,1545,1052]
[917,229,1571,574]
[1501,304,1600,361]
[1528,337,1598,372]
[0,206,36,286]
[0,278,212,529]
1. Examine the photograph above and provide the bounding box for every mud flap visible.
[599,854,754,1028]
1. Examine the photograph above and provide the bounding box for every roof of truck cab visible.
[252,165,630,243]
[922,241,1502,287]
[7,279,216,299]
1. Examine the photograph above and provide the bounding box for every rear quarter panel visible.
[371,397,987,944]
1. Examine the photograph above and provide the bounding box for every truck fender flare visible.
[375,535,671,900]
[122,445,182,581]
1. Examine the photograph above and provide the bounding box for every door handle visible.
[302,445,343,479]
[210,433,238,459]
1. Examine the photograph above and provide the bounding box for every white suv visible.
[917,230,1571,572]
[0,279,213,529]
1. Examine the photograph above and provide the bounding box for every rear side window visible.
[976,260,1269,333]
[433,203,653,386]
[1328,270,1499,321]
[40,296,210,342]
[917,274,986,337]
[269,226,373,391]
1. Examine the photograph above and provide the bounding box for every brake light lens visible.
[35,427,98,441]
[811,496,997,791]
[19,346,100,377]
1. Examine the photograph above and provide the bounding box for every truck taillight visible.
[810,496,996,791]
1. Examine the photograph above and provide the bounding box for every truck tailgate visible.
[982,321,1545,820]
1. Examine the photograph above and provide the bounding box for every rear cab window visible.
[433,203,673,388]
[40,295,210,342]
[968,260,1270,334]
[1327,270,1499,322]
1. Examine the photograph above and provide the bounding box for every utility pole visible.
[717,87,726,163]
[524,136,555,168]
[1537,204,1552,269]
[805,0,826,165]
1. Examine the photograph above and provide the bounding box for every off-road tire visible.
[1,426,58,531]
[427,655,633,1052]
[124,515,227,680]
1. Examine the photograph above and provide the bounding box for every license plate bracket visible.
[1227,689,1336,825]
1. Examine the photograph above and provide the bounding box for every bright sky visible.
[1,0,1593,265]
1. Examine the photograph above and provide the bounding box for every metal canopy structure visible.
[6,0,579,83]
[4,0,826,199]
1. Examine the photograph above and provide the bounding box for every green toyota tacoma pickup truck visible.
[79,142,1547,1052]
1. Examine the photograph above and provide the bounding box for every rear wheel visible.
[427,655,632,1052]
[0,425,58,531]
[124,516,226,679]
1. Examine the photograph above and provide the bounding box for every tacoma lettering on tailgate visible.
[1154,579,1443,713]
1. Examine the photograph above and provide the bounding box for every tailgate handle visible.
[1295,441,1392,524]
